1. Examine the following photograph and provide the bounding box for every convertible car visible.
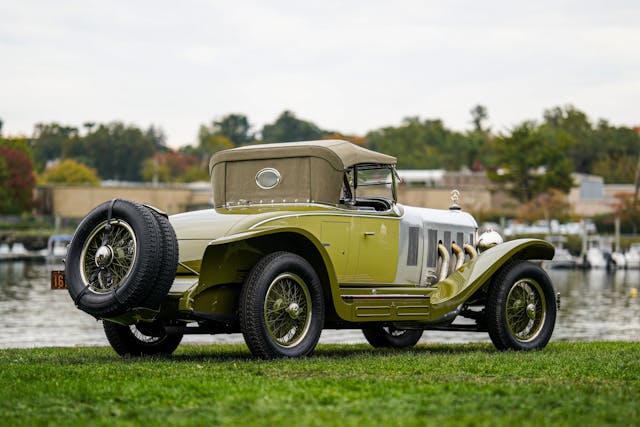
[55,140,557,358]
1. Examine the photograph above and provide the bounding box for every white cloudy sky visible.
[1,0,639,147]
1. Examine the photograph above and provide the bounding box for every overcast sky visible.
[1,0,639,147]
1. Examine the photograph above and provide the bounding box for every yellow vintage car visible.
[61,140,557,358]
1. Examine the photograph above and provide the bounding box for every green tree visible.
[200,114,253,146]
[83,122,156,181]
[367,117,470,170]
[40,159,100,184]
[145,125,169,152]
[0,139,36,214]
[261,111,325,143]
[31,123,79,171]
[179,166,210,182]
[489,121,574,202]
[542,106,594,174]
[591,120,640,183]
[470,104,489,133]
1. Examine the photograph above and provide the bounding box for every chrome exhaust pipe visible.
[464,243,478,260]
[437,243,450,283]
[451,243,464,271]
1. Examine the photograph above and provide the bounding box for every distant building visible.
[568,174,634,217]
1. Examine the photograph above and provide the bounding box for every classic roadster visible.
[57,140,557,358]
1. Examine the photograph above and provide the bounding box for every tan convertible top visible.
[209,140,396,207]
[209,140,396,174]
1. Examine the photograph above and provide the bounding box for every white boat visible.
[586,247,607,269]
[625,243,640,269]
[543,236,577,269]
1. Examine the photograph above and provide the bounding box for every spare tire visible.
[65,199,177,318]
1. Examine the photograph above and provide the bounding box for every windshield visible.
[342,164,396,203]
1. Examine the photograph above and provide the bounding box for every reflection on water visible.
[0,262,638,349]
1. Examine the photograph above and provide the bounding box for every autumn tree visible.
[0,138,36,214]
[516,189,572,224]
[611,192,640,234]
[40,159,100,184]
[141,151,202,183]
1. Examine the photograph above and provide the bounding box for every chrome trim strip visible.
[248,210,402,230]
[342,294,430,300]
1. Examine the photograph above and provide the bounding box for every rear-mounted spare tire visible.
[65,199,178,318]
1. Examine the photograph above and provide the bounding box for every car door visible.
[352,215,400,284]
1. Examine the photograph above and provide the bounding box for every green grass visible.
[1,342,639,426]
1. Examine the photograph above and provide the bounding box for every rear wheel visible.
[362,326,423,348]
[486,261,557,351]
[240,252,325,359]
[103,320,183,357]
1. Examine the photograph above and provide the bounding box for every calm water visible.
[1,261,639,349]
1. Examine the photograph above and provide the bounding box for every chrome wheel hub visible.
[526,303,537,320]
[95,245,114,268]
[286,302,301,319]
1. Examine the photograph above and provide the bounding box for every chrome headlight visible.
[477,229,503,251]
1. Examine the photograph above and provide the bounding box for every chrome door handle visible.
[363,231,376,237]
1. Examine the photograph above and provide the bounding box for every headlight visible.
[477,229,503,251]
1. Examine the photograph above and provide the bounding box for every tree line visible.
[0,106,638,217]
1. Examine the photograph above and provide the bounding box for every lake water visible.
[1,261,639,349]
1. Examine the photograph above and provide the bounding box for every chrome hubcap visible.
[95,245,114,267]
[286,302,301,319]
[526,303,537,320]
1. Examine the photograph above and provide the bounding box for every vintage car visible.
[57,140,558,358]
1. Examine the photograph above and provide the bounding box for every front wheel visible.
[362,326,423,348]
[103,320,183,357]
[486,261,557,351]
[240,252,325,359]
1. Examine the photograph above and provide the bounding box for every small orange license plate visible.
[51,270,67,290]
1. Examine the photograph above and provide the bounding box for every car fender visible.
[180,226,350,318]
[428,238,555,318]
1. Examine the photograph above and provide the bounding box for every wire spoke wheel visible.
[240,252,324,359]
[80,219,137,294]
[486,260,556,351]
[506,279,546,342]
[264,273,312,348]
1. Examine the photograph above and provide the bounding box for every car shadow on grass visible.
[164,342,496,363]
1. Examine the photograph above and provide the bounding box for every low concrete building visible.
[36,182,212,219]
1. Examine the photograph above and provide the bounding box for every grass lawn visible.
[1,341,638,426]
